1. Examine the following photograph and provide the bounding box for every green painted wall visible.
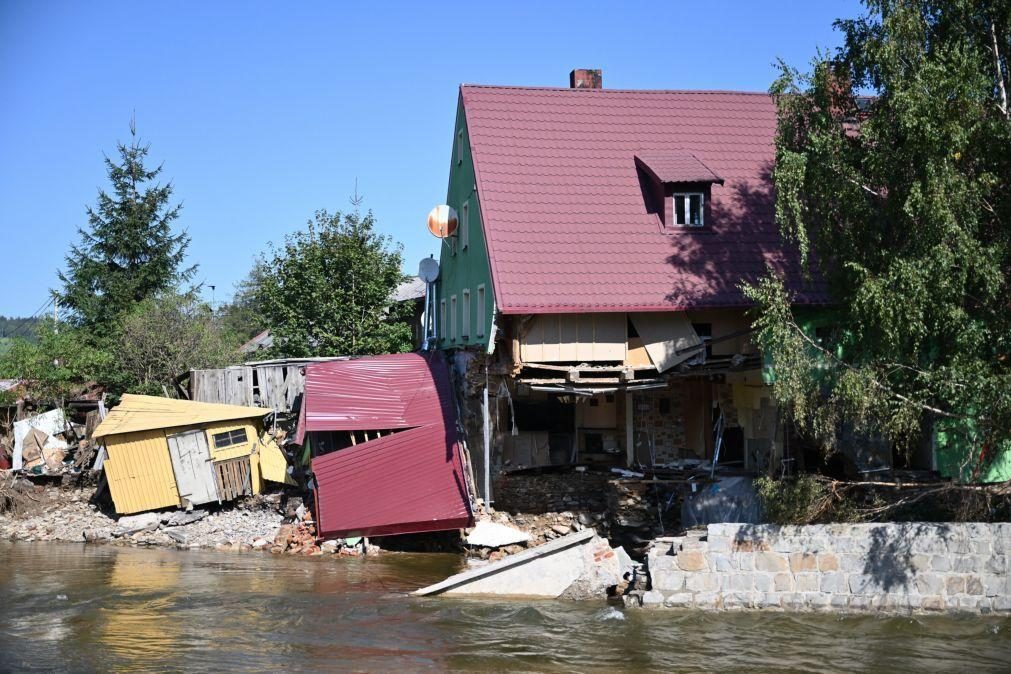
[435,94,495,350]
[934,418,1011,484]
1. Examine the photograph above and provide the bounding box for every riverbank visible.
[0,484,292,550]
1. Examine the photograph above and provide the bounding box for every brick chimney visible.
[569,69,602,89]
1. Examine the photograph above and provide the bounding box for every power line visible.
[5,296,56,339]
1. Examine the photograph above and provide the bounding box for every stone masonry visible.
[638,522,1010,615]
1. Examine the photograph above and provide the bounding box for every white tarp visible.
[628,312,702,372]
[13,408,68,470]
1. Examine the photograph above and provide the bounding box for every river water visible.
[1,542,1008,672]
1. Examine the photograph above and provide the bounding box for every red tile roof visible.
[461,85,829,314]
[296,352,472,538]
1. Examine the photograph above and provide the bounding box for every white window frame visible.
[461,200,469,250]
[439,299,447,341]
[462,289,471,340]
[476,285,486,337]
[450,295,457,341]
[673,192,705,227]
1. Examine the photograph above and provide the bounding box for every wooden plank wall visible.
[213,456,253,501]
[191,364,305,414]
[519,313,626,363]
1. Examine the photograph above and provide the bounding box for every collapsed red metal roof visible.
[460,85,830,314]
[296,352,473,538]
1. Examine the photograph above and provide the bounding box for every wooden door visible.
[167,430,219,507]
[682,379,713,459]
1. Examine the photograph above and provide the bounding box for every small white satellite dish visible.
[419,257,440,283]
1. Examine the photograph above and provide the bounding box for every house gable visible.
[435,93,495,350]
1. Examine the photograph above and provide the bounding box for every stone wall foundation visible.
[636,522,1010,615]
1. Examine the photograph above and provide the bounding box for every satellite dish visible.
[419,257,440,283]
[427,205,458,238]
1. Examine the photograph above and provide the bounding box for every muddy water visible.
[0,542,1008,672]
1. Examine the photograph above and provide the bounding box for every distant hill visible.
[0,315,41,341]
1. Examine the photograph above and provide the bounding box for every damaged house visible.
[428,70,831,521]
[294,351,474,539]
[93,395,292,514]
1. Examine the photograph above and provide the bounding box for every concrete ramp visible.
[413,530,625,599]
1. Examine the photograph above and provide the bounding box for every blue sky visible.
[0,0,863,317]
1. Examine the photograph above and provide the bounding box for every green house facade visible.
[434,94,496,352]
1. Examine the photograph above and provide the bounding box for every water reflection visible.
[0,542,1008,673]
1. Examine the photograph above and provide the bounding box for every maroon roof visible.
[296,352,472,538]
[634,151,724,185]
[461,85,829,314]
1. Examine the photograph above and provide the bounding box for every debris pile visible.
[3,408,102,478]
[464,510,597,561]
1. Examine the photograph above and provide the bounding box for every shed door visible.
[167,430,219,507]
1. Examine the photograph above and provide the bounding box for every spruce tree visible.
[59,121,194,328]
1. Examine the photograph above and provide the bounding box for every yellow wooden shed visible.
[93,394,293,514]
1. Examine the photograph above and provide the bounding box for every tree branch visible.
[787,318,972,420]
[991,20,1010,119]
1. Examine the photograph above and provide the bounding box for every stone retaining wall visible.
[640,522,1010,615]
[493,472,611,514]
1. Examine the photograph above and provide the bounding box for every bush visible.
[755,474,831,525]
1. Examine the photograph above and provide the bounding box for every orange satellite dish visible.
[427,205,458,238]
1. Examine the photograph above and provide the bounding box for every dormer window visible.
[634,151,723,231]
[674,192,704,227]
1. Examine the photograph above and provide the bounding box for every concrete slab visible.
[414,529,617,599]
[465,520,531,548]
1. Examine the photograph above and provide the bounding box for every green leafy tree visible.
[747,0,1011,467]
[0,319,114,404]
[116,292,241,395]
[59,122,194,329]
[217,266,267,343]
[254,209,412,358]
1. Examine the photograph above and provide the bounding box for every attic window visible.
[674,193,704,227]
[634,152,723,230]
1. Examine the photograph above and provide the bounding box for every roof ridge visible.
[460,83,771,96]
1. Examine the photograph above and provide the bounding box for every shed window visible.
[476,285,486,337]
[212,428,248,449]
[462,289,471,340]
[450,295,457,341]
[674,193,704,227]
[461,201,469,250]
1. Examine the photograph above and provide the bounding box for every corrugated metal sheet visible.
[301,352,473,538]
[103,429,181,514]
[94,394,270,439]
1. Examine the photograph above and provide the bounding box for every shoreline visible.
[0,484,371,557]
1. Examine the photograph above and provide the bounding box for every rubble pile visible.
[0,485,285,549]
[0,481,377,556]
[607,479,666,551]
[464,509,599,561]
[1,407,103,479]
